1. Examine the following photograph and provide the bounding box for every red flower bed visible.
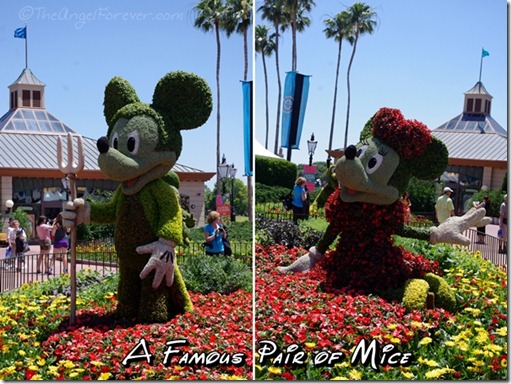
[255,244,454,379]
[41,290,253,380]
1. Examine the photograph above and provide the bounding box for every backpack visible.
[282,191,294,211]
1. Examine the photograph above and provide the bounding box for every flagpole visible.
[478,51,483,84]
[24,24,28,69]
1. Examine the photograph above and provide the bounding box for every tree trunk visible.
[344,33,359,150]
[263,55,270,149]
[215,23,222,195]
[273,22,282,155]
[328,40,343,155]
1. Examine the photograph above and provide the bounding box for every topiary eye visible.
[127,131,140,154]
[111,132,119,150]
[366,154,383,174]
[356,145,368,158]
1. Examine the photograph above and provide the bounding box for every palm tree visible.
[224,0,253,81]
[223,0,253,221]
[281,0,315,71]
[323,10,352,165]
[343,2,378,150]
[258,0,286,155]
[193,0,227,192]
[255,25,276,149]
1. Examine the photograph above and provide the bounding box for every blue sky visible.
[254,0,507,166]
[0,1,507,189]
[1,1,251,189]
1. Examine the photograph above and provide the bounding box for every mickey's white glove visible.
[60,198,90,229]
[277,246,324,273]
[137,238,176,289]
[430,207,492,246]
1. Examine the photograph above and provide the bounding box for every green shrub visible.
[255,156,296,188]
[255,183,292,204]
[180,255,252,295]
[407,177,437,212]
[188,221,252,243]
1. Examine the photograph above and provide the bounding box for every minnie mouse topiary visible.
[278,107,490,311]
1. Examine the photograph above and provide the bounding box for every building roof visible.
[0,131,210,177]
[434,112,506,136]
[0,108,74,133]
[432,131,507,163]
[9,68,45,87]
[464,81,491,96]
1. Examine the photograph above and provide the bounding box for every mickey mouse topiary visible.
[279,107,490,312]
[63,71,212,323]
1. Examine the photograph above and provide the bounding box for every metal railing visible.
[0,241,253,293]
[0,251,118,293]
[460,228,507,270]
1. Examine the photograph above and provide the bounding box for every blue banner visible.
[280,71,310,149]
[242,81,253,176]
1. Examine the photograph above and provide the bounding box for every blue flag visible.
[241,81,253,176]
[482,48,489,58]
[14,27,26,39]
[281,71,310,149]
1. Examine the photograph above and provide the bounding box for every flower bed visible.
[255,243,507,380]
[0,273,253,380]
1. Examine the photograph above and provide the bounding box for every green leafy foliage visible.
[255,183,291,204]
[188,220,252,243]
[407,177,437,212]
[255,156,297,188]
[179,255,252,295]
[12,207,30,234]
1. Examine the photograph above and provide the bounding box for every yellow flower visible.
[28,365,38,371]
[331,377,349,380]
[29,374,43,380]
[305,342,316,348]
[419,337,433,346]
[425,367,455,379]
[501,358,507,367]
[63,360,75,369]
[268,367,281,375]
[444,341,455,347]
[98,372,112,380]
[348,370,362,380]
[387,324,398,330]
[417,357,438,367]
[401,371,414,379]
[497,327,507,337]
[69,372,79,378]
[19,350,26,356]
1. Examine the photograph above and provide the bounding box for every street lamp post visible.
[217,154,230,197]
[307,133,318,166]
[229,164,237,222]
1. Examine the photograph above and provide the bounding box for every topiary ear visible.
[408,136,449,180]
[103,77,140,127]
[152,71,213,131]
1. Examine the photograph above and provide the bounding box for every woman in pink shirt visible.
[36,216,53,274]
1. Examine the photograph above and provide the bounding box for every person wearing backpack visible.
[292,177,308,224]
[203,211,226,256]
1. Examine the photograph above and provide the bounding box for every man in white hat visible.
[435,187,455,224]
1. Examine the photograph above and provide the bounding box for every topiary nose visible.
[97,136,109,154]
[344,145,357,160]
